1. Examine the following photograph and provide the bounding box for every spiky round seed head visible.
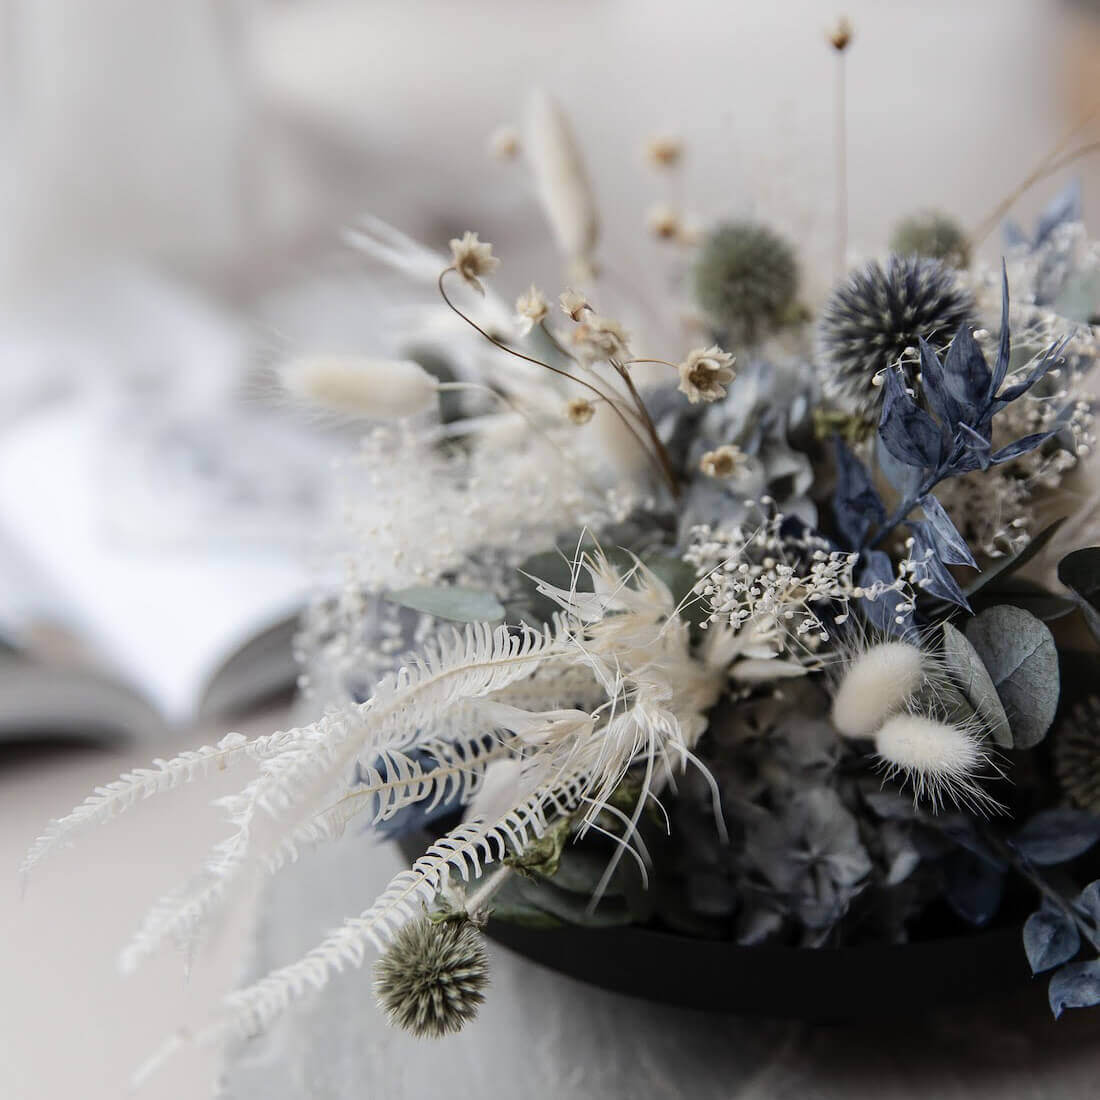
[831,641,924,739]
[693,222,800,347]
[1053,695,1100,813]
[890,212,971,269]
[818,255,975,419]
[374,918,489,1038]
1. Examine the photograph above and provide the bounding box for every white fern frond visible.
[20,729,302,879]
[199,761,589,1045]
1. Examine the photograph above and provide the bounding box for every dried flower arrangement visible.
[22,20,1100,1078]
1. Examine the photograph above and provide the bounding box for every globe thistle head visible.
[890,211,971,269]
[693,222,800,347]
[1053,696,1100,814]
[373,917,489,1038]
[818,255,975,419]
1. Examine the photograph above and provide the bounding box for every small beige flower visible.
[487,124,520,160]
[515,285,549,335]
[828,16,853,51]
[448,231,499,293]
[574,314,630,361]
[566,398,595,425]
[646,203,681,241]
[559,288,590,322]
[645,135,683,169]
[677,345,736,404]
[700,444,748,479]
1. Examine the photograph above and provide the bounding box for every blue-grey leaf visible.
[857,550,911,637]
[995,337,1069,406]
[1075,881,1100,924]
[878,366,943,469]
[941,622,1012,747]
[920,494,978,569]
[990,430,1056,465]
[1049,958,1100,1019]
[918,337,964,430]
[1012,809,1100,866]
[908,523,971,610]
[832,438,885,549]
[1023,900,1081,973]
[943,325,991,417]
[875,430,923,496]
[992,264,1011,396]
[388,585,506,623]
[964,605,1059,749]
[1036,178,1082,246]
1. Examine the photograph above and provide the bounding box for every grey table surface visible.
[219,833,1100,1100]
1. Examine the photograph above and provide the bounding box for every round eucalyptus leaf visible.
[965,605,1059,750]
[941,622,1012,747]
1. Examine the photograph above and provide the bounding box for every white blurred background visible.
[2,2,1100,1097]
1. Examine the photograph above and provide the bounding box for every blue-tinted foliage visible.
[831,438,884,550]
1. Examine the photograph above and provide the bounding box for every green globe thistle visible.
[890,211,971,269]
[1054,696,1100,814]
[818,255,975,419]
[373,917,489,1038]
[693,222,800,346]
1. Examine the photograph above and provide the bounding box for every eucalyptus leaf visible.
[1049,959,1100,1019]
[943,849,1005,926]
[941,622,1012,748]
[1023,901,1081,974]
[964,606,1059,749]
[1012,809,1100,866]
[388,585,505,623]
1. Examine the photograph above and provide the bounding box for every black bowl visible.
[394,831,1031,1023]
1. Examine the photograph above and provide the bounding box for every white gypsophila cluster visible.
[333,421,643,593]
[684,504,874,680]
[24,552,729,1064]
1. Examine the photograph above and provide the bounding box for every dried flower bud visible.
[700,444,748,479]
[515,285,549,335]
[646,202,682,241]
[677,345,736,404]
[830,641,924,738]
[374,917,489,1038]
[279,355,438,419]
[574,314,630,361]
[559,288,590,321]
[487,124,520,160]
[828,16,852,51]
[645,135,683,168]
[448,231,500,293]
[566,397,595,425]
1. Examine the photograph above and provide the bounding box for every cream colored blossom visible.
[487,124,520,160]
[645,135,683,168]
[448,231,499,293]
[677,345,736,404]
[514,285,549,335]
[646,203,681,241]
[700,444,748,479]
[559,288,590,321]
[566,397,595,425]
[574,314,630,361]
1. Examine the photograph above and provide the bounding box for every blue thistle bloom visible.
[818,255,975,418]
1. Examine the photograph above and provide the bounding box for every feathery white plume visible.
[523,89,599,280]
[279,355,439,419]
[830,641,925,739]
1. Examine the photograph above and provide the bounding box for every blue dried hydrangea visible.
[818,255,975,419]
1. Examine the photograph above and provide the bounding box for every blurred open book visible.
[0,402,318,745]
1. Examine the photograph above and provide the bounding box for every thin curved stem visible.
[437,270,678,495]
